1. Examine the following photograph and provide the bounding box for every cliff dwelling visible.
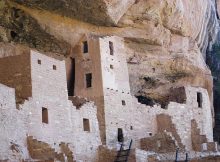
[1,0,220,162]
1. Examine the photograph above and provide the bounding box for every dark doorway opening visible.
[83,118,90,132]
[83,41,88,53]
[197,92,203,108]
[86,73,92,88]
[117,128,124,143]
[10,31,17,39]
[42,107,48,124]
[68,58,75,96]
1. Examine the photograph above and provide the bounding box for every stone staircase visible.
[156,114,185,150]
[140,131,178,153]
[191,120,218,152]
[27,136,75,162]
[140,114,184,153]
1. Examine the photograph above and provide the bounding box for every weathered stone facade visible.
[0,36,217,161]
[0,50,101,161]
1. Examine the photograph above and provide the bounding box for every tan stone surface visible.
[11,0,135,26]
[140,132,177,153]
[0,0,218,162]
[0,0,215,106]
[0,53,32,106]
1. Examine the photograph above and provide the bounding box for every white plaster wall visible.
[20,98,101,162]
[21,99,73,145]
[98,36,213,151]
[0,84,28,161]
[29,51,101,161]
[0,51,101,162]
[165,102,194,150]
[185,86,213,142]
[0,39,214,161]
[99,36,131,93]
[104,88,163,148]
[30,50,68,101]
[103,86,213,151]
[71,102,101,161]
[104,89,137,147]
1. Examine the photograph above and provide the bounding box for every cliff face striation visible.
[0,0,220,161]
[0,0,217,107]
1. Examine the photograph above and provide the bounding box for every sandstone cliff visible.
[0,0,219,107]
[1,0,220,161]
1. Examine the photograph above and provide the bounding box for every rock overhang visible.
[11,0,136,26]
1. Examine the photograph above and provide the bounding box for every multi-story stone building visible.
[0,35,217,161]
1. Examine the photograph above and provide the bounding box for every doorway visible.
[68,58,75,96]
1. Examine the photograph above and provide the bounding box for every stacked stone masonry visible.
[0,36,217,161]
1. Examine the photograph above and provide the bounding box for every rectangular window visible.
[53,65,57,70]
[109,41,114,55]
[83,41,88,53]
[83,118,90,132]
[197,92,203,108]
[86,73,92,88]
[110,64,114,69]
[38,59,41,64]
[122,100,126,106]
[42,108,48,124]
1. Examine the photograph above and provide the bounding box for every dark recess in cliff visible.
[0,2,71,57]
[206,33,220,143]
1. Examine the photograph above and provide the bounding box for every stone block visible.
[207,142,218,152]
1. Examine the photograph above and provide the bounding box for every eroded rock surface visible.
[11,0,136,26]
[0,1,71,56]
[0,0,218,109]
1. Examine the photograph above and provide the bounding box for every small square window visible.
[53,65,57,70]
[122,100,126,106]
[83,118,90,132]
[42,107,48,124]
[130,126,133,130]
[83,41,88,53]
[110,65,113,69]
[38,59,41,64]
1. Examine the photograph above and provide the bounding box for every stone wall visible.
[185,86,213,142]
[66,35,214,153]
[99,36,131,93]
[0,51,102,162]
[103,85,213,151]
[31,50,68,101]
[70,35,104,99]
[0,53,32,106]
[135,148,220,162]
[98,36,213,151]
[0,83,28,161]
[67,35,106,144]
[20,97,101,161]
[0,37,215,161]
